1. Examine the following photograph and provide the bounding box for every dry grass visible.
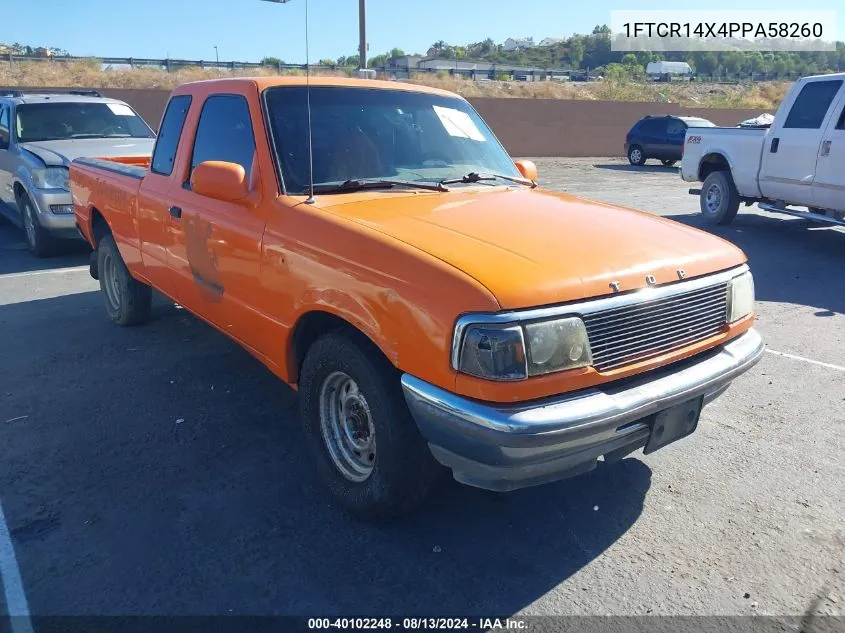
[1,60,790,109]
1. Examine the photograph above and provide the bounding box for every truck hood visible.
[19,138,155,167]
[318,187,746,309]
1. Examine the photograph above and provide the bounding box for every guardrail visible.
[3,54,813,83]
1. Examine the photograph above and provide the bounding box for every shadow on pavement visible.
[0,291,651,616]
[0,223,91,276]
[593,163,679,173]
[666,212,845,316]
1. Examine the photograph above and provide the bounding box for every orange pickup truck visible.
[71,77,763,519]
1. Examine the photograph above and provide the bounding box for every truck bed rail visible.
[72,157,148,179]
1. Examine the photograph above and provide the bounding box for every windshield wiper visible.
[311,179,449,194]
[440,172,537,188]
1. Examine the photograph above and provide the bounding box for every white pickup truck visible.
[681,72,845,227]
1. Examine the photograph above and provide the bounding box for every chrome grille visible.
[583,282,728,371]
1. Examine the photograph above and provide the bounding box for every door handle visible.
[821,140,832,157]
[168,206,182,219]
[770,138,780,153]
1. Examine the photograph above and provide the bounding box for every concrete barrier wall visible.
[5,86,770,158]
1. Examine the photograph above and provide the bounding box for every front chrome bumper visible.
[402,328,764,492]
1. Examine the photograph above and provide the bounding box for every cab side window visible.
[836,103,845,130]
[0,105,10,148]
[189,95,255,184]
[783,80,843,129]
[151,95,191,176]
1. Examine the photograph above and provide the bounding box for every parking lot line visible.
[0,500,33,633]
[765,348,845,372]
[0,266,89,280]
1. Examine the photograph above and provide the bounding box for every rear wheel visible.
[700,171,740,225]
[299,330,444,521]
[20,194,56,258]
[628,145,646,166]
[97,235,152,326]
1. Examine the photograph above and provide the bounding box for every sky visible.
[4,0,843,64]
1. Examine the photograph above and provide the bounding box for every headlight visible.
[727,271,755,322]
[457,323,527,381]
[31,167,69,190]
[454,316,592,380]
[524,317,592,376]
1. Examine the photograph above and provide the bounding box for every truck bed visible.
[70,157,147,252]
[681,127,767,198]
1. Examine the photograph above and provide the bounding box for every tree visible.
[261,56,283,66]
[368,53,390,68]
[592,24,611,36]
[389,48,405,59]
[318,58,336,67]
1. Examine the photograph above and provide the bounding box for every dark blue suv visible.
[625,115,715,166]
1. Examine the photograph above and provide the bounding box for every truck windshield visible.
[263,86,522,195]
[15,102,155,143]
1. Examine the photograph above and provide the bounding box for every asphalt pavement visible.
[0,158,842,625]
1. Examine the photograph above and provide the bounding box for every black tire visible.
[97,235,152,326]
[661,159,677,167]
[628,145,646,166]
[19,193,56,258]
[700,170,740,225]
[299,330,445,521]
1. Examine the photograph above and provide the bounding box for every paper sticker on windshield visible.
[433,106,486,142]
[107,103,135,116]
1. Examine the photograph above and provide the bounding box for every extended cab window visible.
[189,95,256,182]
[783,80,843,129]
[837,104,845,130]
[151,95,191,176]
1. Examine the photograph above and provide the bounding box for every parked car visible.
[625,115,716,166]
[70,77,763,520]
[0,89,156,256]
[681,72,845,227]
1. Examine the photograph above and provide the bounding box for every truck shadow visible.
[665,212,845,316]
[0,222,90,275]
[0,291,650,617]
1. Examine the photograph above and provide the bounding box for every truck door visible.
[759,78,843,205]
[137,94,193,293]
[164,93,270,356]
[812,88,845,212]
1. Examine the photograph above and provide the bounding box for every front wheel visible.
[628,145,646,166]
[299,330,444,521]
[97,235,152,326]
[700,171,740,225]
[20,194,56,258]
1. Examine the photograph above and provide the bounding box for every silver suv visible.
[0,90,156,257]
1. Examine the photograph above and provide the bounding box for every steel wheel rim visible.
[630,148,642,163]
[319,371,376,482]
[23,203,36,247]
[705,182,723,214]
[102,252,121,312]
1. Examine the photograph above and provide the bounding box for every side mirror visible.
[190,161,249,203]
[514,159,538,181]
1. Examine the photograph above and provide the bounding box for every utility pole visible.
[214,46,219,65]
[358,0,367,69]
